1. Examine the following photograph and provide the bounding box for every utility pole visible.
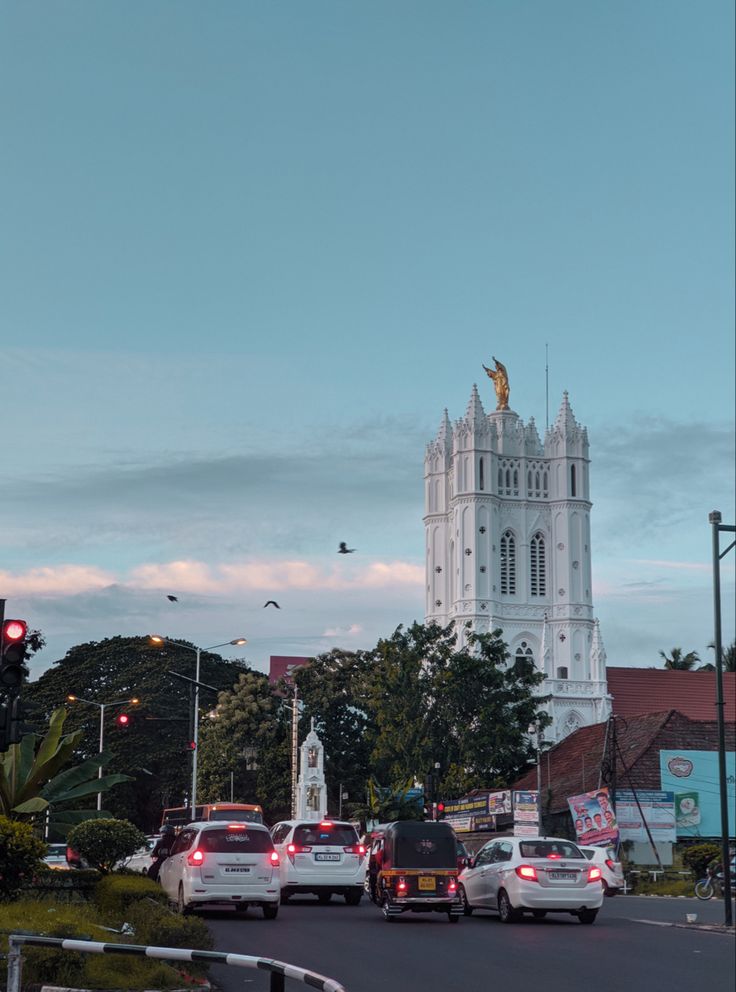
[290,686,299,819]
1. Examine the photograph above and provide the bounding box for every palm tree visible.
[700,640,736,673]
[659,647,700,671]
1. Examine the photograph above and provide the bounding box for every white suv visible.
[271,819,367,905]
[158,821,281,918]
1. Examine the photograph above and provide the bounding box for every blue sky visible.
[1,0,733,679]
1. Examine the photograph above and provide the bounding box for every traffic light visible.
[116,712,131,728]
[184,740,196,751]
[436,802,446,820]
[1,619,27,689]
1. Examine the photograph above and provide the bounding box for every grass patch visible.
[628,877,694,897]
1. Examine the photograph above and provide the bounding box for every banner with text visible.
[615,790,676,843]
[513,790,539,837]
[442,791,512,832]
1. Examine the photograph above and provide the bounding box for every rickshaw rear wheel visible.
[448,912,460,923]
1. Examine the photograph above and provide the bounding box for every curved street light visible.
[149,635,246,820]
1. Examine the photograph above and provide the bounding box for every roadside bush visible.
[0,815,46,901]
[682,843,722,879]
[126,899,214,951]
[68,818,145,873]
[24,864,101,900]
[94,873,167,917]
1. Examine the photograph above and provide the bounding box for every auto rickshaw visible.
[369,820,462,923]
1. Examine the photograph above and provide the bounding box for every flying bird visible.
[338,542,356,554]
[166,595,179,602]
[263,600,281,609]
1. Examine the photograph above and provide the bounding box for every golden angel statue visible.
[482,356,510,410]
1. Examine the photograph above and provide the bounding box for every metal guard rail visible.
[6,934,347,992]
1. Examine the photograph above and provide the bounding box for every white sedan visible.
[119,836,160,874]
[458,836,604,924]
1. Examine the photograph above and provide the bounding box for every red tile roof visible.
[606,667,736,722]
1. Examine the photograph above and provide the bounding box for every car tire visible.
[577,908,598,925]
[382,894,395,923]
[498,889,521,924]
[603,881,617,897]
[344,890,363,906]
[448,911,460,924]
[317,892,332,905]
[262,903,279,920]
[458,884,473,916]
[280,890,291,905]
[177,885,191,916]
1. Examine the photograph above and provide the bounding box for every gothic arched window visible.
[479,457,484,491]
[571,464,577,497]
[530,532,546,596]
[500,530,516,595]
[515,641,534,672]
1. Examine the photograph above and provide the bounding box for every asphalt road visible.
[204,893,735,992]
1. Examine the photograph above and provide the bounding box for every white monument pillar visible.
[296,721,327,821]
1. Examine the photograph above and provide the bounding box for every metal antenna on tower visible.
[545,343,549,430]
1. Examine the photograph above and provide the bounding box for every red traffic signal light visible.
[116,713,130,727]
[185,740,196,751]
[1,619,28,688]
[436,802,445,820]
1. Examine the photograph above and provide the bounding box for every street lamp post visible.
[66,695,139,810]
[150,635,246,821]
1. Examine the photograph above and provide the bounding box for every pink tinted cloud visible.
[0,565,114,597]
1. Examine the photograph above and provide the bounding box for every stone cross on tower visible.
[296,720,327,821]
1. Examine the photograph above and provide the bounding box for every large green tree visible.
[23,636,248,832]
[197,670,291,822]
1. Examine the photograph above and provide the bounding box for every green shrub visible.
[23,864,101,900]
[68,818,145,873]
[126,899,214,951]
[0,815,47,901]
[84,954,186,989]
[682,843,722,879]
[94,873,168,917]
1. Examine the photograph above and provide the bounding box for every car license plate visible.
[224,866,251,873]
[548,871,577,880]
[418,876,436,891]
[315,853,340,862]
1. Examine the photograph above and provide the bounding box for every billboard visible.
[615,790,676,843]
[567,786,619,847]
[442,791,512,833]
[513,790,539,837]
[659,750,736,837]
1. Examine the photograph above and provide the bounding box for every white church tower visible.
[424,365,611,741]
[295,722,328,821]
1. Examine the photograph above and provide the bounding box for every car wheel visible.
[577,908,598,925]
[603,882,617,897]
[382,894,395,923]
[262,903,279,920]
[458,884,473,916]
[497,889,521,924]
[532,910,547,919]
[177,885,191,916]
[317,892,332,905]
[344,889,363,906]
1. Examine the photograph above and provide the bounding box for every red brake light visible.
[320,820,333,827]
[397,880,407,892]
[227,824,247,830]
[286,843,311,863]
[270,850,280,866]
[343,844,367,857]
[187,849,204,866]
[515,864,538,881]
[605,859,615,870]
[547,853,561,859]
[588,866,602,882]
[448,880,457,893]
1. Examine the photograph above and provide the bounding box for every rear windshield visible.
[198,828,273,853]
[294,824,358,847]
[396,835,457,868]
[208,809,263,823]
[519,841,583,859]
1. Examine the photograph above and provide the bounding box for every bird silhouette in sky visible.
[166,595,179,602]
[338,542,356,554]
[263,600,281,609]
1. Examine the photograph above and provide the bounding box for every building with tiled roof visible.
[513,709,735,827]
[606,666,735,723]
